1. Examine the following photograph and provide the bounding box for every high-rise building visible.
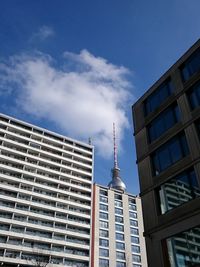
[0,113,93,267]
[91,125,147,267]
[132,39,200,267]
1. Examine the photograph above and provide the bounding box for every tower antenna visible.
[113,123,118,169]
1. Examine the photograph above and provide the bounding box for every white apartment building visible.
[0,113,94,267]
[91,184,148,267]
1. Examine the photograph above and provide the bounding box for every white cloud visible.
[0,50,133,158]
[31,26,55,41]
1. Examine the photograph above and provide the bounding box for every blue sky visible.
[0,0,200,194]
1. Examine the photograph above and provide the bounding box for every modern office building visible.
[132,39,200,267]
[91,125,148,267]
[0,113,94,267]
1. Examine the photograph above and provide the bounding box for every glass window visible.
[100,196,108,203]
[165,226,200,267]
[129,204,137,211]
[130,220,138,227]
[180,48,200,81]
[99,239,109,247]
[116,233,124,241]
[115,216,124,224]
[117,262,126,267]
[144,79,173,116]
[115,224,124,232]
[99,230,109,238]
[132,255,141,263]
[100,204,108,211]
[115,200,123,207]
[148,104,180,143]
[132,245,140,253]
[100,189,108,196]
[152,133,189,176]
[131,236,140,244]
[131,228,139,236]
[100,221,109,229]
[99,258,109,267]
[158,168,200,214]
[115,194,122,200]
[116,242,125,250]
[116,251,125,260]
[187,81,200,110]
[133,265,141,267]
[100,212,108,220]
[99,248,109,257]
[129,212,137,219]
[129,198,136,204]
[115,208,123,215]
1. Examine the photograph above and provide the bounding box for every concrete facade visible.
[91,184,148,267]
[132,40,200,267]
[0,113,94,267]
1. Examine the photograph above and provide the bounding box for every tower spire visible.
[113,123,118,169]
[108,123,126,192]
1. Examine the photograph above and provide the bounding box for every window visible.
[148,104,180,143]
[116,242,125,250]
[116,251,125,260]
[100,212,108,220]
[100,204,108,211]
[180,48,200,81]
[100,196,108,203]
[132,255,141,263]
[133,265,141,267]
[129,212,137,219]
[99,230,109,238]
[115,216,124,224]
[129,198,136,204]
[131,236,139,244]
[115,200,123,207]
[130,220,138,227]
[164,226,200,267]
[132,245,140,253]
[129,204,137,211]
[116,233,124,241]
[100,221,109,229]
[99,248,109,257]
[99,239,109,247]
[115,224,124,232]
[115,208,123,215]
[158,168,200,214]
[152,133,189,176]
[115,194,122,200]
[116,262,126,267]
[131,228,139,235]
[144,79,173,116]
[188,81,200,110]
[100,189,108,196]
[99,258,109,267]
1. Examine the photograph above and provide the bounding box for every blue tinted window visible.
[99,239,109,247]
[144,79,173,116]
[188,81,200,109]
[132,245,140,253]
[148,104,180,143]
[99,258,109,267]
[181,49,200,81]
[131,236,140,244]
[116,242,125,250]
[152,133,189,176]
[159,169,200,214]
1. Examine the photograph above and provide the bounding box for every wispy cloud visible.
[30,26,55,42]
[0,50,133,158]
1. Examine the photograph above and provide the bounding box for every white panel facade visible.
[0,113,94,267]
[92,184,148,267]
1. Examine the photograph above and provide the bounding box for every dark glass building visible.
[132,40,200,267]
